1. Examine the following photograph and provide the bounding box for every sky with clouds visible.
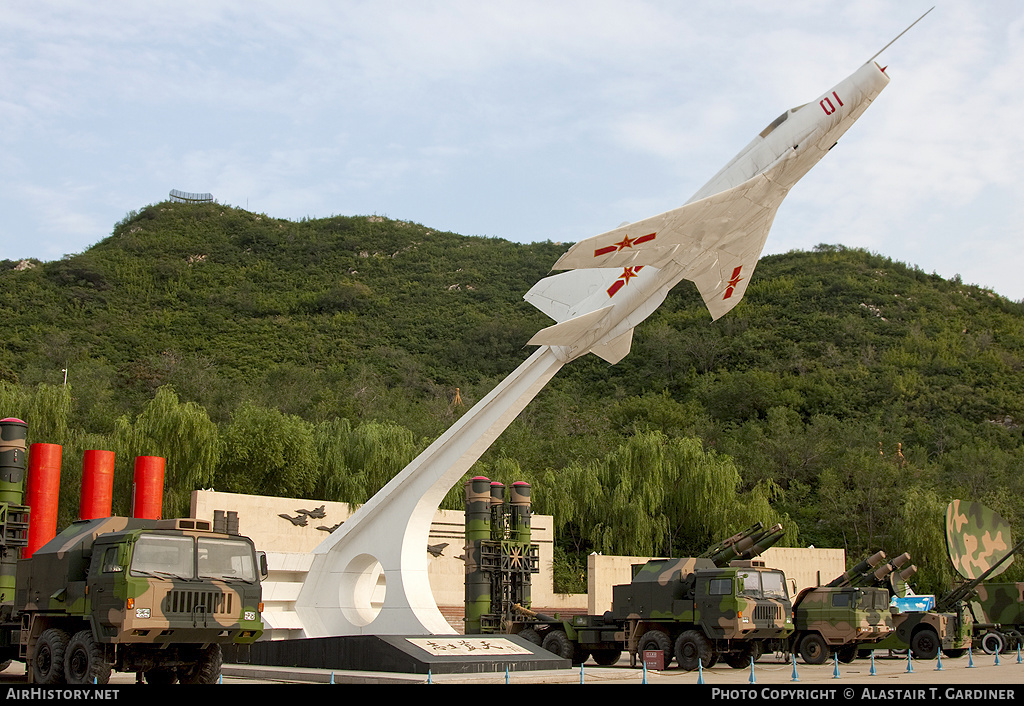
[2,1,1022,301]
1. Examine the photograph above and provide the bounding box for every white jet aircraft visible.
[526,9,932,365]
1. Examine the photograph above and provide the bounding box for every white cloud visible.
[1,0,1022,303]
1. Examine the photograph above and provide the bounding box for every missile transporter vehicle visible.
[506,523,795,670]
[943,500,1024,655]
[612,553,793,670]
[1,515,266,685]
[788,551,894,664]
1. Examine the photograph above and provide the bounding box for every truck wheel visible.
[64,630,110,685]
[590,648,622,666]
[32,628,69,684]
[517,628,542,646]
[638,629,673,669]
[910,629,939,660]
[541,630,574,659]
[980,631,1005,656]
[798,632,828,665]
[837,644,858,664]
[674,630,712,671]
[541,629,588,666]
[178,645,223,685]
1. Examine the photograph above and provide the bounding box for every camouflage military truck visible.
[611,553,794,670]
[971,583,1024,653]
[6,515,266,685]
[506,523,794,671]
[853,552,971,660]
[788,551,894,664]
[867,604,970,659]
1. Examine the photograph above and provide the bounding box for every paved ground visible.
[3,651,1022,687]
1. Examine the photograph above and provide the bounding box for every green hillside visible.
[3,201,1024,593]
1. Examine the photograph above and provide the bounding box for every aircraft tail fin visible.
[689,251,761,321]
[526,305,613,347]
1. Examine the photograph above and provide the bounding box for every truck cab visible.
[791,585,893,663]
[15,516,265,684]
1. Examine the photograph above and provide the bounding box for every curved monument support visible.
[294,346,566,636]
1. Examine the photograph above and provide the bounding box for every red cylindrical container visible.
[131,456,165,520]
[80,449,115,520]
[24,443,62,559]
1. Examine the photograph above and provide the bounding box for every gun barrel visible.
[706,523,784,566]
[701,523,763,560]
[827,551,887,587]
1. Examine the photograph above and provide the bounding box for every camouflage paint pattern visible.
[509,481,531,546]
[945,499,1014,581]
[16,517,263,649]
[792,585,893,647]
[868,608,972,655]
[0,418,29,617]
[0,418,27,504]
[611,558,794,642]
[972,582,1024,627]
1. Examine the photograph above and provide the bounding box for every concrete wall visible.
[190,489,583,638]
[191,490,845,637]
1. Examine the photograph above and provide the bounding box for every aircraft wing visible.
[551,164,791,319]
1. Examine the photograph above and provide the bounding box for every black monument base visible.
[225,634,569,675]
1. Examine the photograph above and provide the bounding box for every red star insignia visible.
[723,266,743,299]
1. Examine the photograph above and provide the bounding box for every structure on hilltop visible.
[169,189,213,204]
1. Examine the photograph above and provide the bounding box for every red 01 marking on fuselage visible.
[820,91,844,115]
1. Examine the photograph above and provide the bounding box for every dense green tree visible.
[217,402,317,499]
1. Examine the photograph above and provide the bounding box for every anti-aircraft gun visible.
[786,551,895,664]
[853,549,971,660]
[943,500,1024,654]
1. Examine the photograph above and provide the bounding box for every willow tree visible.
[890,486,956,596]
[0,382,73,447]
[217,401,317,500]
[111,385,219,518]
[546,431,793,558]
[313,417,420,506]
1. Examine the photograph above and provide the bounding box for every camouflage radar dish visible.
[945,500,1014,580]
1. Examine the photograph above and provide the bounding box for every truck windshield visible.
[739,570,789,599]
[130,535,194,579]
[198,537,257,582]
[129,534,257,583]
[761,571,788,599]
